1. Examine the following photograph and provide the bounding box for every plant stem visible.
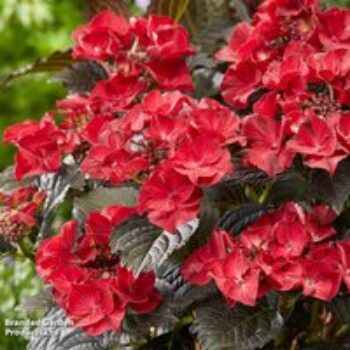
[309,300,320,331]
[17,237,34,261]
[335,324,350,338]
[245,185,260,203]
[175,0,190,22]
[258,184,271,204]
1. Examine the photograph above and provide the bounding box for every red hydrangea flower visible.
[81,145,149,185]
[113,266,162,313]
[144,114,188,150]
[49,265,89,305]
[36,220,78,281]
[139,164,202,232]
[101,205,137,227]
[66,279,125,336]
[4,114,68,180]
[336,112,350,152]
[144,58,193,91]
[130,16,194,91]
[181,229,238,285]
[243,94,295,176]
[263,51,310,94]
[183,202,343,304]
[215,22,253,63]
[132,15,194,60]
[171,135,233,186]
[189,99,245,146]
[14,2,350,334]
[271,221,310,258]
[241,216,274,255]
[300,242,342,301]
[308,49,350,91]
[287,111,345,173]
[211,250,260,306]
[318,7,350,50]
[57,94,96,118]
[72,11,132,61]
[301,259,341,301]
[90,73,147,113]
[36,206,161,336]
[337,241,350,290]
[305,205,336,242]
[81,114,116,145]
[182,227,261,306]
[220,62,262,109]
[269,258,303,291]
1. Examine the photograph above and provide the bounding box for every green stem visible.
[309,300,320,331]
[175,0,190,22]
[245,185,260,203]
[175,315,193,329]
[17,237,34,261]
[258,184,272,204]
[335,324,350,338]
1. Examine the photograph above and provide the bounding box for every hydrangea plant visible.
[3,0,350,349]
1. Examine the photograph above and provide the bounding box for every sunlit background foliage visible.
[0,0,348,348]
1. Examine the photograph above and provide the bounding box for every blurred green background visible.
[0,0,348,349]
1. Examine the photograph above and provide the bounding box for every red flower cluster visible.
[218,0,350,175]
[182,202,350,305]
[36,205,162,336]
[3,113,74,180]
[72,11,194,110]
[80,91,243,232]
[4,12,195,182]
[0,186,46,242]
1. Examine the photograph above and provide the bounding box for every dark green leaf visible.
[310,157,350,213]
[269,172,309,205]
[122,303,178,338]
[192,298,283,350]
[74,185,138,222]
[218,204,273,235]
[229,168,269,187]
[139,325,196,350]
[187,53,216,71]
[193,70,221,99]
[157,264,188,294]
[37,160,84,240]
[28,308,120,350]
[204,169,269,208]
[188,52,219,99]
[0,238,16,259]
[0,166,33,194]
[0,50,73,87]
[110,216,199,275]
[204,181,247,209]
[164,201,220,265]
[51,61,108,94]
[173,283,219,315]
[301,344,350,350]
[328,295,350,324]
